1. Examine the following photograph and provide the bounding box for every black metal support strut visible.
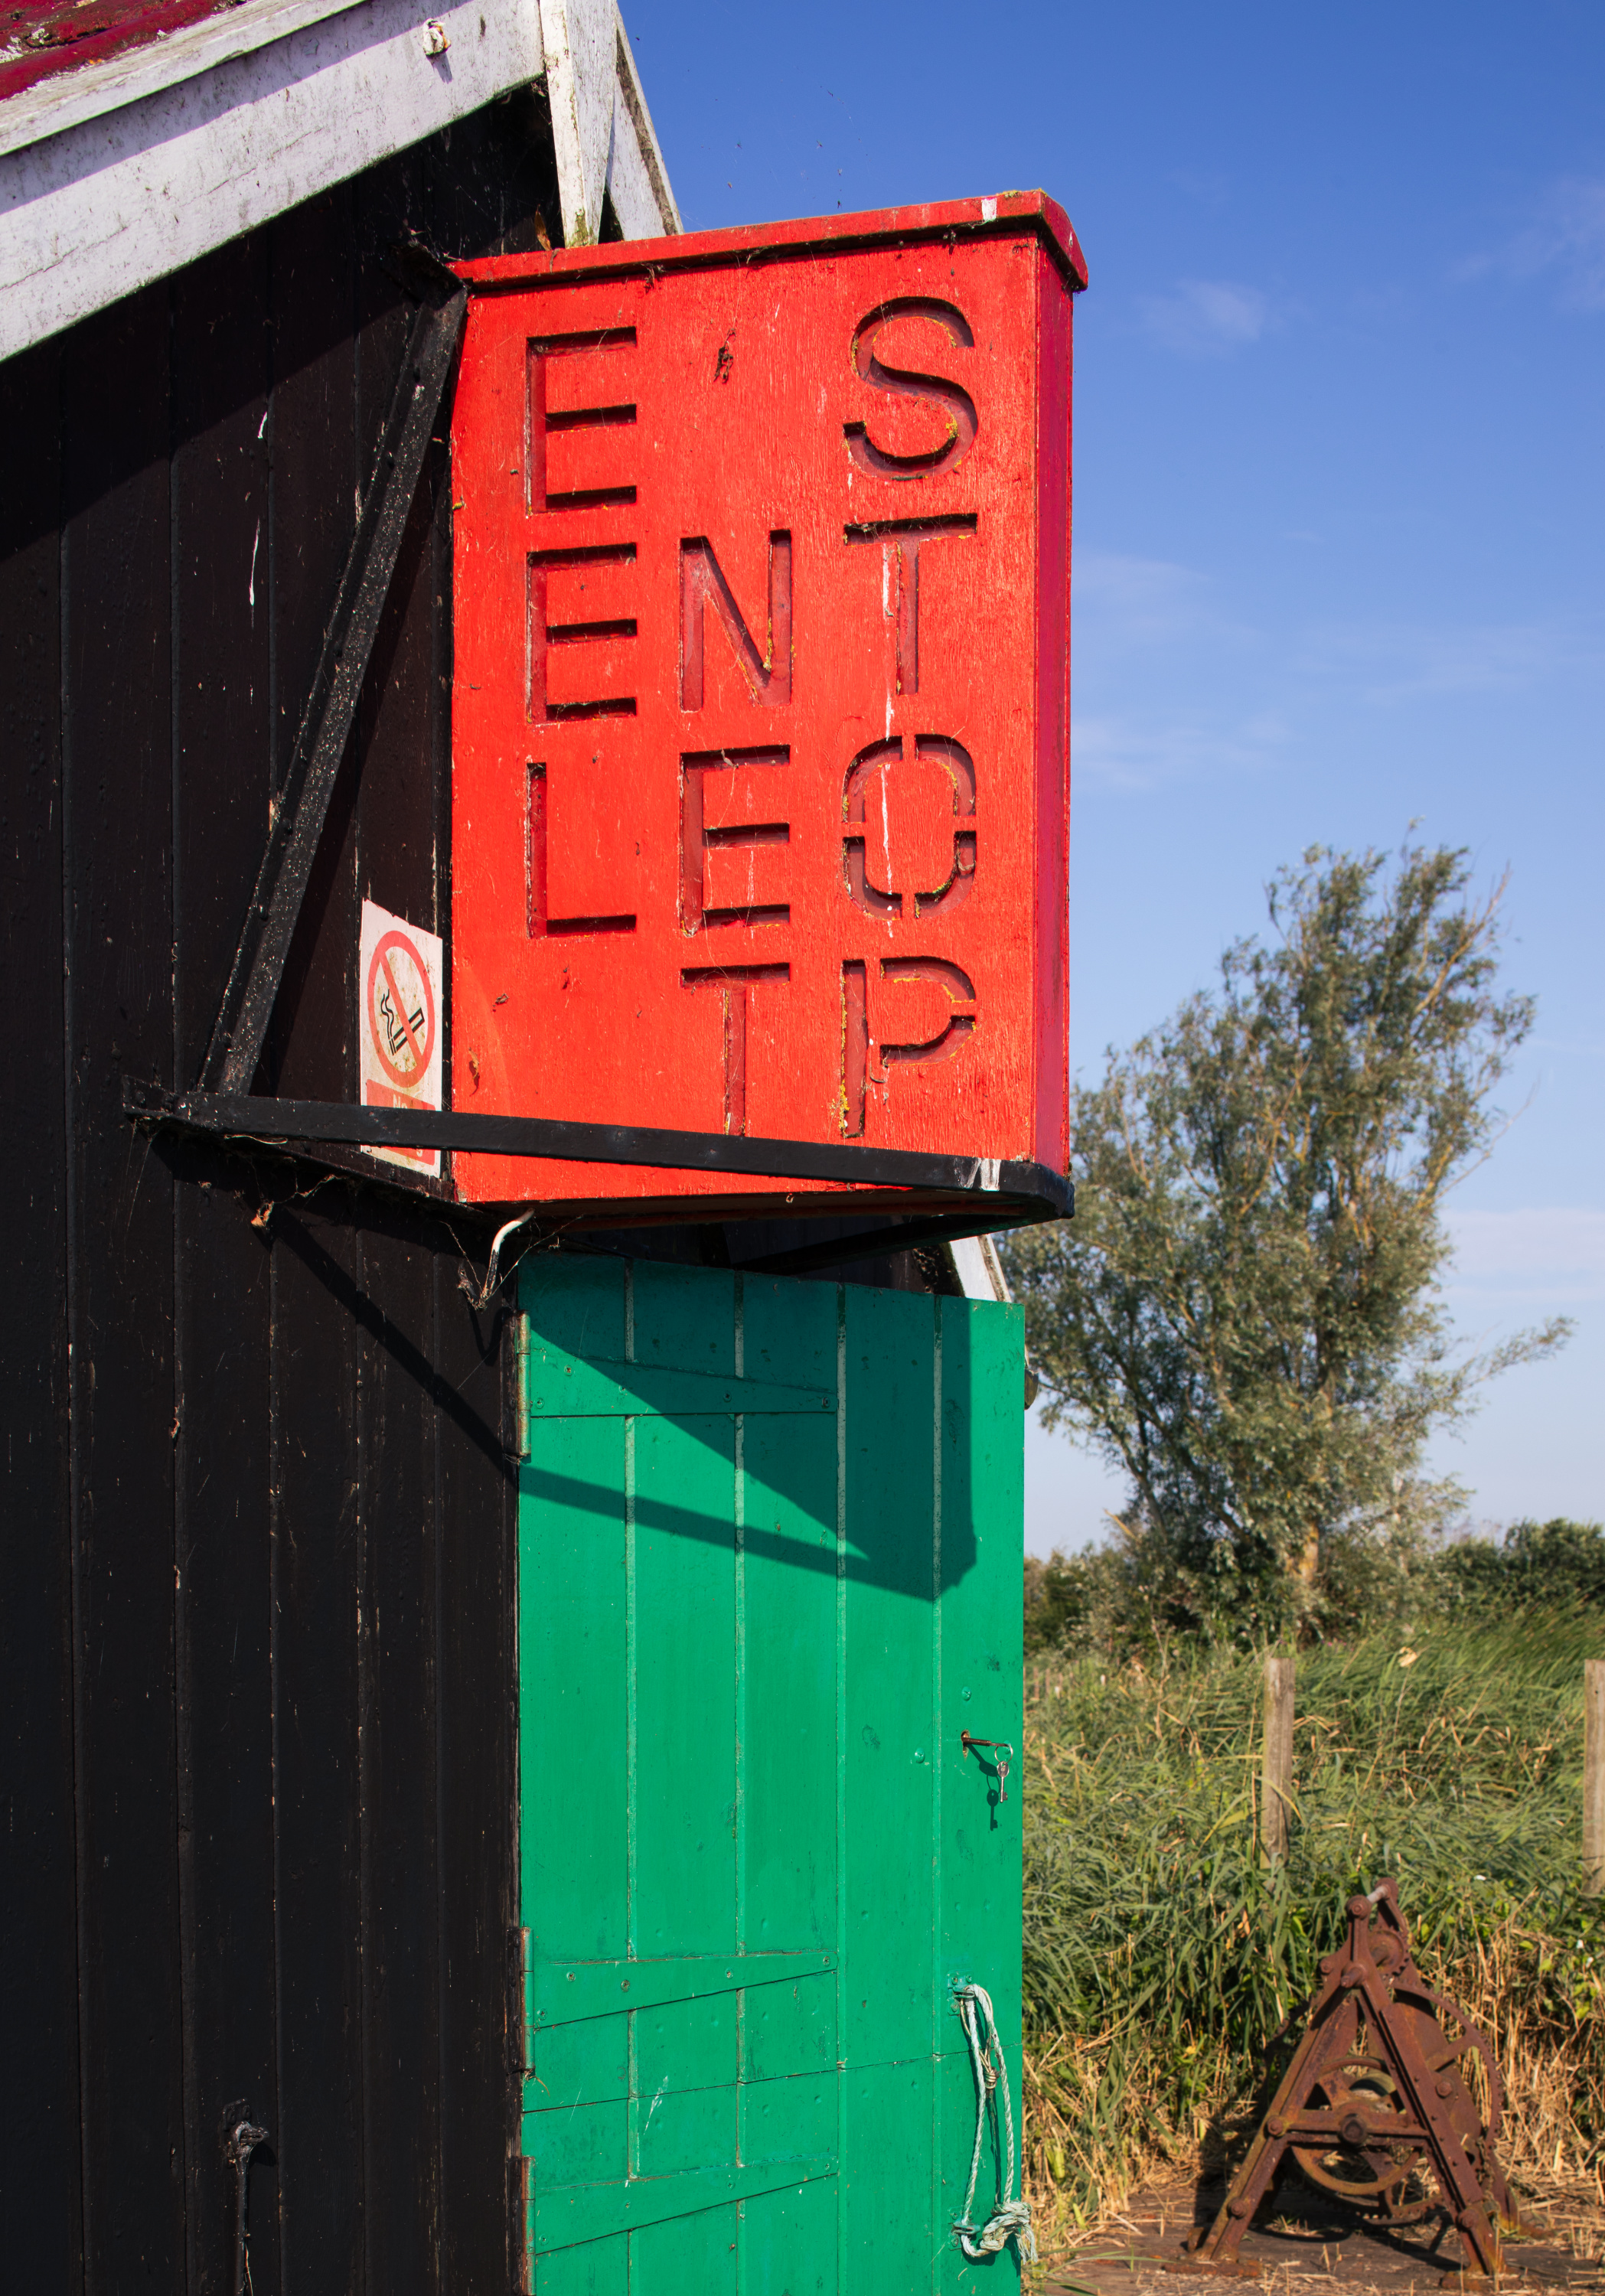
[201,258,467,1095]
[124,1082,1074,1228]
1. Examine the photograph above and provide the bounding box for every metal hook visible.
[961,1730,1015,1801]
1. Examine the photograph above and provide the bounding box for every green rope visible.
[953,1980,1036,2264]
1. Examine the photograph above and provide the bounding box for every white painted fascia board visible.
[537,0,611,246]
[2,0,679,362]
[948,1234,1014,1306]
[0,0,548,360]
[538,0,677,246]
[0,0,370,162]
[610,8,678,235]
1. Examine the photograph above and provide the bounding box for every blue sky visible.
[625,1,1604,1554]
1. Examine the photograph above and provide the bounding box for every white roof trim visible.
[0,0,678,364]
[948,1234,1014,1306]
[540,0,679,246]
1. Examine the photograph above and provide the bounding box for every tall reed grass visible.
[1021,1613,1605,2250]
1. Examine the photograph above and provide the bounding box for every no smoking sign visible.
[359,899,444,1175]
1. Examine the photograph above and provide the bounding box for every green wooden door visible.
[516,1254,1025,2294]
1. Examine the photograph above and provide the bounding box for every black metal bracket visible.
[201,255,467,1094]
[123,1082,1074,1226]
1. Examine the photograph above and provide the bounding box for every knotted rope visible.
[953,1980,1036,2264]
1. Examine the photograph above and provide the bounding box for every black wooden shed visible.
[0,6,1019,2288]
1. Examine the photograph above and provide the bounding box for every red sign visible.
[450,194,1086,1210]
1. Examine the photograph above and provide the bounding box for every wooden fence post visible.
[1262,1653,1296,1863]
[1586,1659,1605,1897]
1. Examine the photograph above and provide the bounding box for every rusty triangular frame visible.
[1189,1881,1516,2280]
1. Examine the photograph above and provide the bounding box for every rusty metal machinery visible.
[1189,1879,1523,2279]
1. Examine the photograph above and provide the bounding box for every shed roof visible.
[0,0,678,360]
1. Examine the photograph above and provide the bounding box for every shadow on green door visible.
[517,1254,1025,2294]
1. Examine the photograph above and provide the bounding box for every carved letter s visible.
[843,299,978,481]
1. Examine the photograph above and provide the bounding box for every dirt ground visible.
[1041,2174,1605,2296]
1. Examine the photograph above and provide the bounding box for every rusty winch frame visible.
[1188,1879,1524,2279]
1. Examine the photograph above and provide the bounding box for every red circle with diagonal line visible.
[366,929,437,1091]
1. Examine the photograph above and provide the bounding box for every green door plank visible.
[631,1259,735,1376]
[630,2193,740,2296]
[937,1294,1026,2058]
[525,1348,834,1419]
[740,2175,837,2296]
[739,1276,840,1957]
[737,2068,838,2166]
[532,2156,837,2249]
[524,2097,628,2190]
[633,1404,739,1958]
[840,2058,934,2296]
[525,2007,629,2114]
[530,2228,628,2296]
[521,1411,629,1964]
[842,1287,939,2073]
[528,1949,833,2027]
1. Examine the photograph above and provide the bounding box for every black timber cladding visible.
[0,93,563,2296]
[0,76,976,2296]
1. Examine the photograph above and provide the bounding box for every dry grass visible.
[1019,1618,1605,2266]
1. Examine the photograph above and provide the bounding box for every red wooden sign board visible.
[449,192,1086,1214]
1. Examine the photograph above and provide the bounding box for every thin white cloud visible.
[1293,614,1600,703]
[1445,1208,1605,1296]
[1137,279,1272,357]
[1069,546,1601,793]
[1074,552,1248,651]
[1071,706,1291,792]
[1458,175,1605,312]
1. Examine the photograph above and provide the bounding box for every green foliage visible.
[1023,1518,1605,1668]
[1438,1518,1605,1614]
[1022,1620,1605,2227]
[1004,843,1570,1643]
[1023,1548,1104,1655]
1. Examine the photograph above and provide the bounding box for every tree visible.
[1002,843,1570,1643]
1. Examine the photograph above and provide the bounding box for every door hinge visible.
[511,1313,531,1462]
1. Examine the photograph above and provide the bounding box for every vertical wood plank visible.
[840,1289,937,2290]
[631,1264,737,1978]
[0,332,81,2296]
[61,280,184,2294]
[1262,1654,1296,1864]
[521,1254,628,1968]
[842,1287,937,2070]
[841,2060,931,2296]
[170,230,282,2296]
[739,1277,839,1958]
[435,1256,515,2295]
[357,1218,442,2296]
[172,231,274,1083]
[936,1295,1024,2055]
[1585,1659,1605,1897]
[934,1295,1026,2291]
[271,1202,365,2296]
[266,188,360,1101]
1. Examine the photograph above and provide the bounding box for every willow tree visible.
[1003,843,1568,1642]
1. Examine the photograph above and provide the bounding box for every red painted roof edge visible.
[0,0,230,107]
[452,190,1090,296]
